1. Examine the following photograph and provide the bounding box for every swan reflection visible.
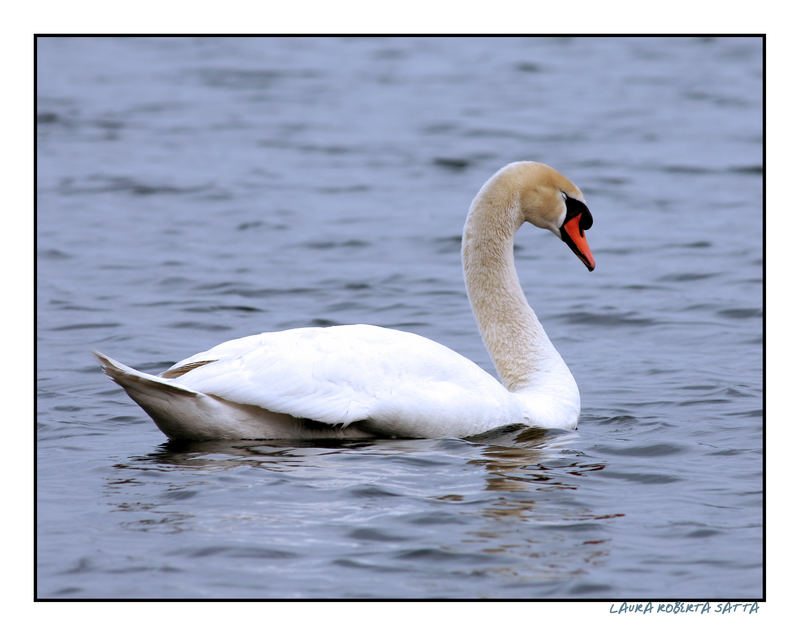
[106,425,615,591]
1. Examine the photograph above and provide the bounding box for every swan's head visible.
[512,162,596,271]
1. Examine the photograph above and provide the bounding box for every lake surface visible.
[36,36,763,599]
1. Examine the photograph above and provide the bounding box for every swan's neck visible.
[461,178,579,423]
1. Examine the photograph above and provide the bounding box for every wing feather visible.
[170,325,513,432]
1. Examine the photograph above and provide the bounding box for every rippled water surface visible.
[36,36,763,599]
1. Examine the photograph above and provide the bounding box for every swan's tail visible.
[94,351,224,440]
[94,351,337,441]
[94,351,199,398]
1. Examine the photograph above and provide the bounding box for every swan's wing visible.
[161,332,269,377]
[170,324,513,432]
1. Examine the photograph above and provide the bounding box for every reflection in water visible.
[104,424,617,594]
[459,426,615,586]
[467,425,603,493]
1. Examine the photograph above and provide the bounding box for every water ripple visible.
[592,443,686,457]
[560,310,657,327]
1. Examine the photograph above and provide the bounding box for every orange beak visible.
[561,213,596,271]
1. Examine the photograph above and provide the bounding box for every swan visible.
[96,161,595,441]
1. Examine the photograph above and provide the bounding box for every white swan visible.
[96,161,595,441]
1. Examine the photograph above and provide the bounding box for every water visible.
[36,36,763,599]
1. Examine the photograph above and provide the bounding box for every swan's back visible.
[166,325,519,438]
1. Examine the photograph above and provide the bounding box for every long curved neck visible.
[461,177,573,397]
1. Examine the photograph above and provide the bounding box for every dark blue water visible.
[36,36,762,599]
